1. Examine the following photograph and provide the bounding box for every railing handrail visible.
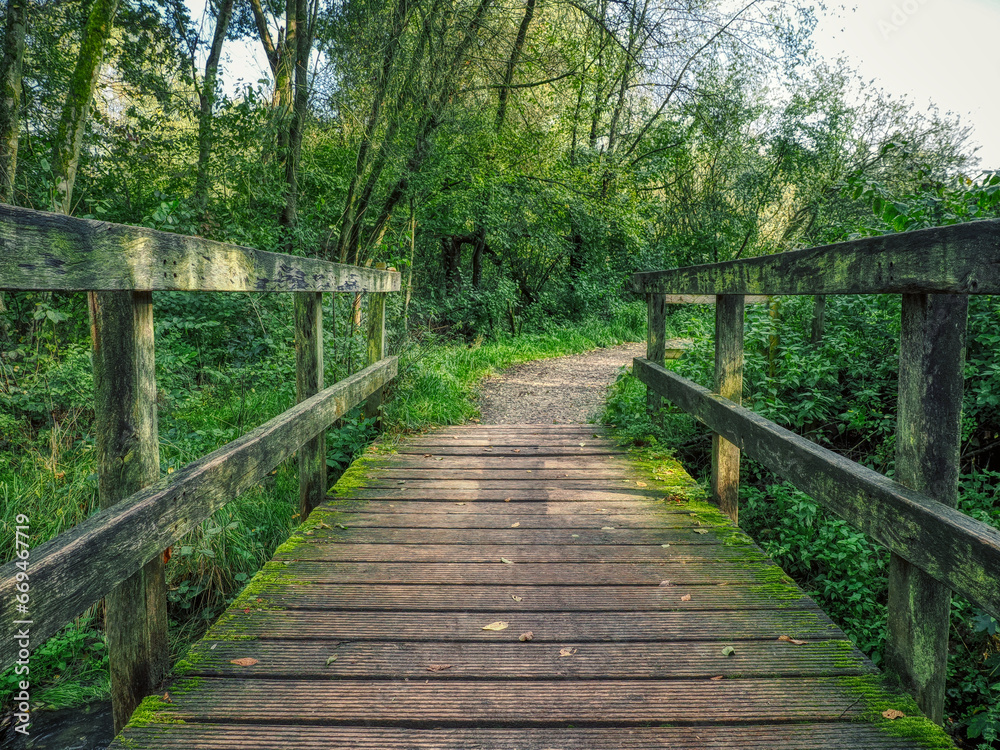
[632,219,1000,296]
[0,204,401,293]
[635,226,995,724]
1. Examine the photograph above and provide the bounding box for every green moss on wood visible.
[122,693,184,729]
[842,675,955,748]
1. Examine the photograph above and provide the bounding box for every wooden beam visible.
[632,220,1000,295]
[0,205,401,293]
[712,295,743,523]
[632,357,1000,619]
[0,357,398,673]
[89,290,168,732]
[363,265,388,427]
[645,294,666,417]
[295,292,325,519]
[885,294,968,724]
[661,294,769,305]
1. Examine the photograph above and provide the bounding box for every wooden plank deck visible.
[111,424,952,749]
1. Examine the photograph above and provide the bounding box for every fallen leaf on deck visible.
[455,502,467,506]
[500,557,514,564]
[579,443,586,447]
[514,449,521,453]
[230,658,258,666]
[424,454,432,458]
[325,655,338,665]
[693,529,709,535]
[482,621,509,631]
[659,580,672,587]
[571,534,580,538]
[511,522,520,528]
[721,646,735,657]
[503,497,512,502]
[601,526,615,530]
[636,481,647,487]
[710,676,724,681]
[559,648,577,657]
[427,664,452,672]
[882,709,905,720]
[661,544,671,548]
[511,595,523,602]
[526,470,532,473]
[778,635,807,645]
[681,594,692,602]
[519,631,533,642]
[337,524,348,530]
[162,692,172,703]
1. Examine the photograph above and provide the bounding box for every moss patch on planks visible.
[844,675,955,748]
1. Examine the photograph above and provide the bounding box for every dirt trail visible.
[476,342,644,424]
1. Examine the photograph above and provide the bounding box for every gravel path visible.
[476,342,645,425]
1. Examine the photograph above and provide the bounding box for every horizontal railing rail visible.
[0,204,401,731]
[0,205,400,293]
[634,220,998,725]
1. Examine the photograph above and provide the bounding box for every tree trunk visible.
[495,0,535,132]
[0,0,28,203]
[194,0,235,216]
[51,0,121,214]
[403,198,415,331]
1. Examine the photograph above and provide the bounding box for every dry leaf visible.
[659,580,672,587]
[325,655,338,665]
[526,470,532,473]
[482,621,509,631]
[721,646,735,657]
[424,454,432,458]
[636,481,647,487]
[579,443,586,447]
[230,657,258,666]
[681,594,692,602]
[503,497,512,502]
[513,449,521,453]
[882,709,905,720]
[162,692,172,703]
[778,635,807,645]
[559,648,578,657]
[500,557,514,564]
[710,676,724,681]
[455,502,467,506]
[519,631,533,642]
[571,534,580,538]
[511,595,523,602]
[693,529,709,535]
[427,664,452,672]
[511,522,520,528]
[601,526,615,530]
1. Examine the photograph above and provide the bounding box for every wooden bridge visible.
[2,205,999,748]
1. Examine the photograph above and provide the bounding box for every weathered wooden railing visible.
[634,221,1000,725]
[0,205,400,730]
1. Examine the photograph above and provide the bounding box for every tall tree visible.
[0,0,27,202]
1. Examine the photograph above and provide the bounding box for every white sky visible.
[204,0,1000,170]
[810,0,1000,170]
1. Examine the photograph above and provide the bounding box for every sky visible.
[809,0,1000,170]
[207,0,1000,170]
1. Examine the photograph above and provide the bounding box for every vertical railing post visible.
[645,292,666,417]
[295,291,325,519]
[364,263,388,429]
[886,293,968,724]
[712,294,744,523]
[89,290,167,733]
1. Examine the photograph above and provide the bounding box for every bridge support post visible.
[89,290,168,732]
[645,293,666,418]
[712,294,744,523]
[886,293,968,724]
[295,291,325,519]
[364,263,388,430]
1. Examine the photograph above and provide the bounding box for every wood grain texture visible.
[632,219,1000,295]
[635,356,1000,620]
[0,204,401,292]
[363,265,387,424]
[295,291,325,518]
[0,357,397,672]
[110,425,950,749]
[711,294,743,522]
[886,294,968,723]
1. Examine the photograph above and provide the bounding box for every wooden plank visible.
[295,291,325,518]
[634,357,1000,619]
[394,445,627,456]
[90,290,167,731]
[181,639,869,678]
[321,512,699,529]
[712,294,744,522]
[107,677,883,724]
[358,479,652,489]
[249,560,798,586]
[330,492,679,505]
[663,294,770,305]
[236,583,815,610]
[886,293,968,723]
[0,204,401,293]
[632,219,1000,295]
[363,265,387,425]
[646,293,666,415]
[207,609,845,641]
[111,723,944,750]
[276,543,767,564]
[372,468,635,479]
[377,456,632,468]
[0,357,397,673]
[278,527,734,545]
